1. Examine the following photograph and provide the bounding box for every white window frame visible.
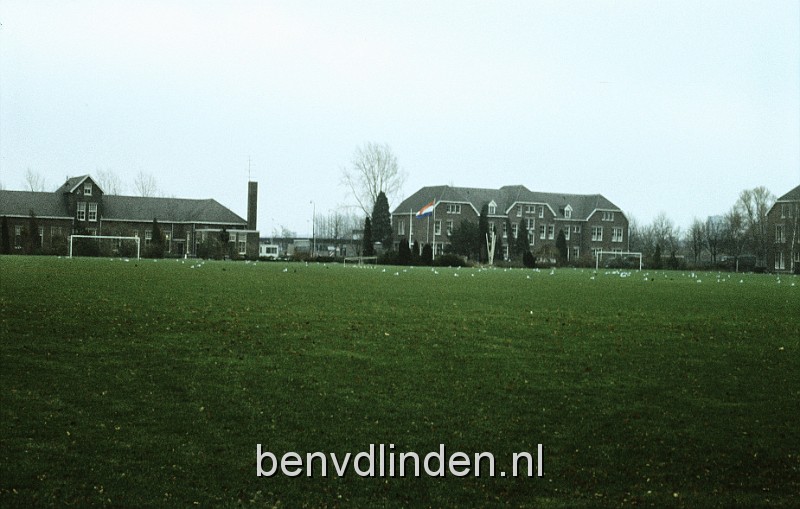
[511,223,518,238]
[488,201,496,215]
[564,228,570,241]
[538,206,544,218]
[602,211,614,221]
[547,224,554,240]
[88,202,98,222]
[592,226,603,242]
[539,224,546,240]
[434,220,442,236]
[612,227,623,243]
[446,220,454,236]
[564,205,572,219]
[776,224,785,243]
[77,202,86,221]
[84,183,93,196]
[446,203,461,214]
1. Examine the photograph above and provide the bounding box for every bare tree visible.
[735,186,775,268]
[705,215,724,264]
[24,168,48,191]
[134,171,159,197]
[95,169,125,195]
[341,142,407,217]
[724,207,748,271]
[686,218,705,265]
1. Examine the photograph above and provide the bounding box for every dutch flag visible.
[415,201,435,219]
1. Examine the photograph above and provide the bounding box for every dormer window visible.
[84,183,93,196]
[488,201,496,215]
[564,205,572,219]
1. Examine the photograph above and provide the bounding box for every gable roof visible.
[775,184,800,203]
[393,185,623,221]
[58,175,100,194]
[102,195,246,224]
[0,191,71,218]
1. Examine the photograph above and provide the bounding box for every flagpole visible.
[432,198,436,260]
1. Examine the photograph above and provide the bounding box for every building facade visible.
[766,184,800,273]
[0,175,259,258]
[392,185,629,263]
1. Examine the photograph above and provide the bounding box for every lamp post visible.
[310,200,316,257]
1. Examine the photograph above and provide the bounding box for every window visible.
[525,205,535,215]
[591,247,602,259]
[88,202,98,222]
[776,225,785,243]
[446,203,461,214]
[526,218,535,231]
[592,226,603,242]
[398,221,405,236]
[571,246,580,259]
[488,201,496,215]
[434,220,442,236]
[446,220,454,235]
[572,225,581,234]
[547,224,554,240]
[612,227,623,243]
[781,204,794,219]
[564,205,572,219]
[539,224,546,240]
[14,226,22,248]
[51,226,63,239]
[489,222,496,234]
[84,182,93,196]
[564,228,570,241]
[77,202,86,221]
[517,205,522,217]
[511,223,518,238]
[238,235,247,255]
[38,227,44,248]
[538,206,544,218]
[145,230,152,246]
[602,211,614,221]
[502,221,508,238]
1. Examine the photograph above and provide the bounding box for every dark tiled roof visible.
[393,185,623,221]
[102,195,246,224]
[58,175,93,194]
[776,184,800,202]
[0,191,69,218]
[1,188,246,225]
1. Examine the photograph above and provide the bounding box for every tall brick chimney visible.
[247,181,258,230]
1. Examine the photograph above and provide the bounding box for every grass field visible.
[1,256,798,508]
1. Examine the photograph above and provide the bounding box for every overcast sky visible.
[1,1,798,236]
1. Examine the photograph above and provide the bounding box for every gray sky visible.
[1,1,798,236]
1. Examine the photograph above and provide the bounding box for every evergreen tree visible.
[421,244,433,265]
[449,219,480,259]
[478,203,489,263]
[515,220,530,259]
[24,210,40,255]
[523,249,537,268]
[556,229,568,265]
[398,238,411,265]
[412,240,421,264]
[362,217,375,256]
[495,230,504,262]
[1,215,11,254]
[505,217,515,261]
[148,218,166,258]
[371,191,393,248]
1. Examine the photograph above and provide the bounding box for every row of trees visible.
[10,168,162,197]
[630,186,781,270]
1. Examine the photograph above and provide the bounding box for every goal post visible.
[343,256,378,267]
[595,250,642,271]
[68,235,141,259]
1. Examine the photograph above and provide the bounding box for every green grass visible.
[1,256,798,508]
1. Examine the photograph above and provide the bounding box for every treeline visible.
[629,186,782,271]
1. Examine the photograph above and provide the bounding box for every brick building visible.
[0,175,259,258]
[392,185,629,263]
[766,184,800,273]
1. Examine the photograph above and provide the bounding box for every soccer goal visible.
[68,235,141,259]
[343,256,378,267]
[595,250,642,271]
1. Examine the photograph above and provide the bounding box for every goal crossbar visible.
[68,235,141,259]
[343,256,378,267]
[595,250,642,271]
